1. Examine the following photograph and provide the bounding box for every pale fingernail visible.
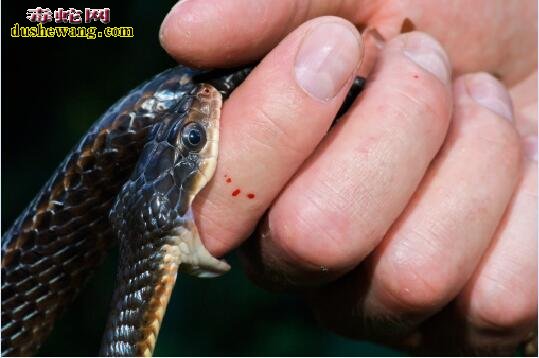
[523,136,538,161]
[403,33,450,84]
[295,22,361,101]
[466,73,514,121]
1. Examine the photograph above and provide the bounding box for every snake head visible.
[109,83,222,242]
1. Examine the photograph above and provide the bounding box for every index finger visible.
[159,0,366,68]
[161,0,537,85]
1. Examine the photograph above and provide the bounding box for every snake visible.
[1,63,365,356]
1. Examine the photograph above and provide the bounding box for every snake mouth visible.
[185,84,222,204]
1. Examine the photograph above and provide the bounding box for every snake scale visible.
[1,63,365,356]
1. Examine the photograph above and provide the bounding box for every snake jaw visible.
[173,86,228,277]
[182,84,222,206]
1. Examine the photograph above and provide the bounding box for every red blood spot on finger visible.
[413,74,419,78]
[232,189,241,196]
[247,193,255,199]
[226,178,232,183]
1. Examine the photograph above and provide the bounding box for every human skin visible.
[160,0,537,354]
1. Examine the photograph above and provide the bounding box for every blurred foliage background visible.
[2,1,401,356]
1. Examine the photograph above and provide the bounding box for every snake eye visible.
[181,122,206,151]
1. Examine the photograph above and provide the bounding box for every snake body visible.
[2,64,364,356]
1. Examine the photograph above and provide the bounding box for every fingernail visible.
[466,73,514,121]
[403,33,450,84]
[295,22,361,101]
[523,136,538,161]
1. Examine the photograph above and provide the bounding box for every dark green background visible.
[2,1,400,356]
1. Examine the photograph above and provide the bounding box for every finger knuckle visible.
[377,235,456,312]
[466,275,537,331]
[379,265,452,313]
[270,193,358,272]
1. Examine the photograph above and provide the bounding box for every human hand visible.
[160,0,537,355]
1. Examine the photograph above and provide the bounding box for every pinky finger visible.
[453,150,537,354]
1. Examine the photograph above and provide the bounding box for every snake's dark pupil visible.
[188,129,201,145]
[181,122,206,151]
